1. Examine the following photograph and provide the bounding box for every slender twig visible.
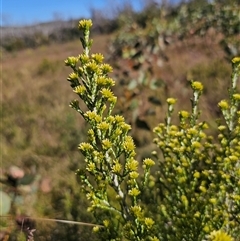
[29,217,104,227]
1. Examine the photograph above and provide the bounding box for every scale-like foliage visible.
[65,20,240,241]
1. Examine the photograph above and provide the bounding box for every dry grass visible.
[2,34,111,160]
[1,34,112,240]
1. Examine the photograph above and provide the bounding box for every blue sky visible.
[0,0,157,27]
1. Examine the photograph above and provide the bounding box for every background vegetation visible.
[1,0,239,240]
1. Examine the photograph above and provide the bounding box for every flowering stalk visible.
[153,83,216,240]
[65,19,155,241]
[216,57,240,236]
[153,69,240,240]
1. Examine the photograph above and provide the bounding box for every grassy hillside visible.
[1,0,239,240]
[1,35,112,240]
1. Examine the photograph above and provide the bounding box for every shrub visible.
[65,19,240,240]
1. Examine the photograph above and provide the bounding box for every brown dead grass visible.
[1,35,112,224]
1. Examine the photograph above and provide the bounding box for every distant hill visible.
[0,18,117,51]
[1,20,78,39]
[0,19,83,51]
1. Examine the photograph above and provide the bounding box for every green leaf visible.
[0,191,11,215]
[18,174,35,185]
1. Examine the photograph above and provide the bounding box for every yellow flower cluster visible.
[74,85,86,95]
[167,98,177,105]
[143,158,155,167]
[218,100,229,109]
[208,230,233,241]
[123,136,136,154]
[191,81,204,91]
[78,19,93,30]
[91,53,104,63]
[128,188,140,197]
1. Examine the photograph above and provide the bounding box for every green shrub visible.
[65,20,240,241]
